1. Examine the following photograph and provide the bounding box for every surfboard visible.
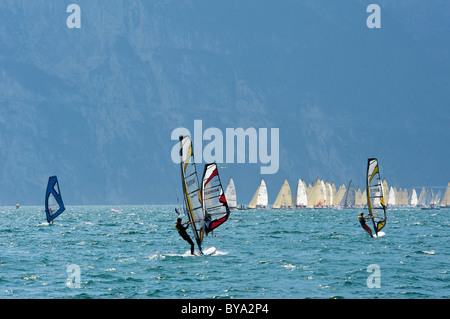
[202,247,216,255]
[374,231,385,238]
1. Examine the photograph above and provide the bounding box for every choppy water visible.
[0,205,448,299]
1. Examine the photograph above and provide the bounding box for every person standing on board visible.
[358,212,373,237]
[175,216,195,255]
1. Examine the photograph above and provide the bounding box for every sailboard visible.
[45,176,65,223]
[366,158,387,236]
[201,163,231,234]
[202,247,216,255]
[179,135,206,254]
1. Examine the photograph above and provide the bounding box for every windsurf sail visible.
[45,176,65,223]
[366,158,387,235]
[179,135,206,254]
[201,163,231,234]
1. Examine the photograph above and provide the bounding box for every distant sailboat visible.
[326,182,333,207]
[417,187,427,207]
[248,179,268,209]
[272,179,293,209]
[307,178,325,208]
[224,178,237,210]
[294,179,308,208]
[440,182,450,207]
[334,184,346,209]
[408,188,418,207]
[387,186,396,208]
[340,180,356,208]
[45,176,65,223]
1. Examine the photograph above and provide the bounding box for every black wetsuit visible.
[358,215,366,226]
[175,222,195,255]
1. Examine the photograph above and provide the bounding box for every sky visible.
[0,0,448,205]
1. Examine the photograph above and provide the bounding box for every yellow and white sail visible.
[248,178,268,208]
[273,179,293,208]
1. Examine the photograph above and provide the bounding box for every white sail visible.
[224,178,237,209]
[417,187,427,206]
[440,182,450,207]
[295,179,308,207]
[340,180,356,207]
[321,180,327,206]
[248,179,268,208]
[327,182,333,207]
[387,186,396,207]
[273,179,293,208]
[409,188,418,207]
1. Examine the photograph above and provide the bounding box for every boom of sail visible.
[45,176,65,223]
[366,158,387,234]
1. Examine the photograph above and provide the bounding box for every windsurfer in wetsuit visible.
[359,212,373,237]
[175,216,195,255]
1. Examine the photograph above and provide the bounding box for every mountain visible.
[0,0,448,205]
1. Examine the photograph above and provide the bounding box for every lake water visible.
[0,205,448,299]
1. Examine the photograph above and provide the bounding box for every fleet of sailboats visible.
[221,176,450,210]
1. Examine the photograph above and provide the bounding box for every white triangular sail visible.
[417,187,427,207]
[340,180,356,208]
[248,179,268,208]
[387,186,396,207]
[224,178,237,209]
[409,188,418,207]
[295,179,308,207]
[440,182,450,207]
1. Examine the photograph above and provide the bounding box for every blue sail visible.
[45,176,65,223]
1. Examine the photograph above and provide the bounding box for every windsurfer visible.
[358,212,373,237]
[175,217,195,255]
[204,211,214,236]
